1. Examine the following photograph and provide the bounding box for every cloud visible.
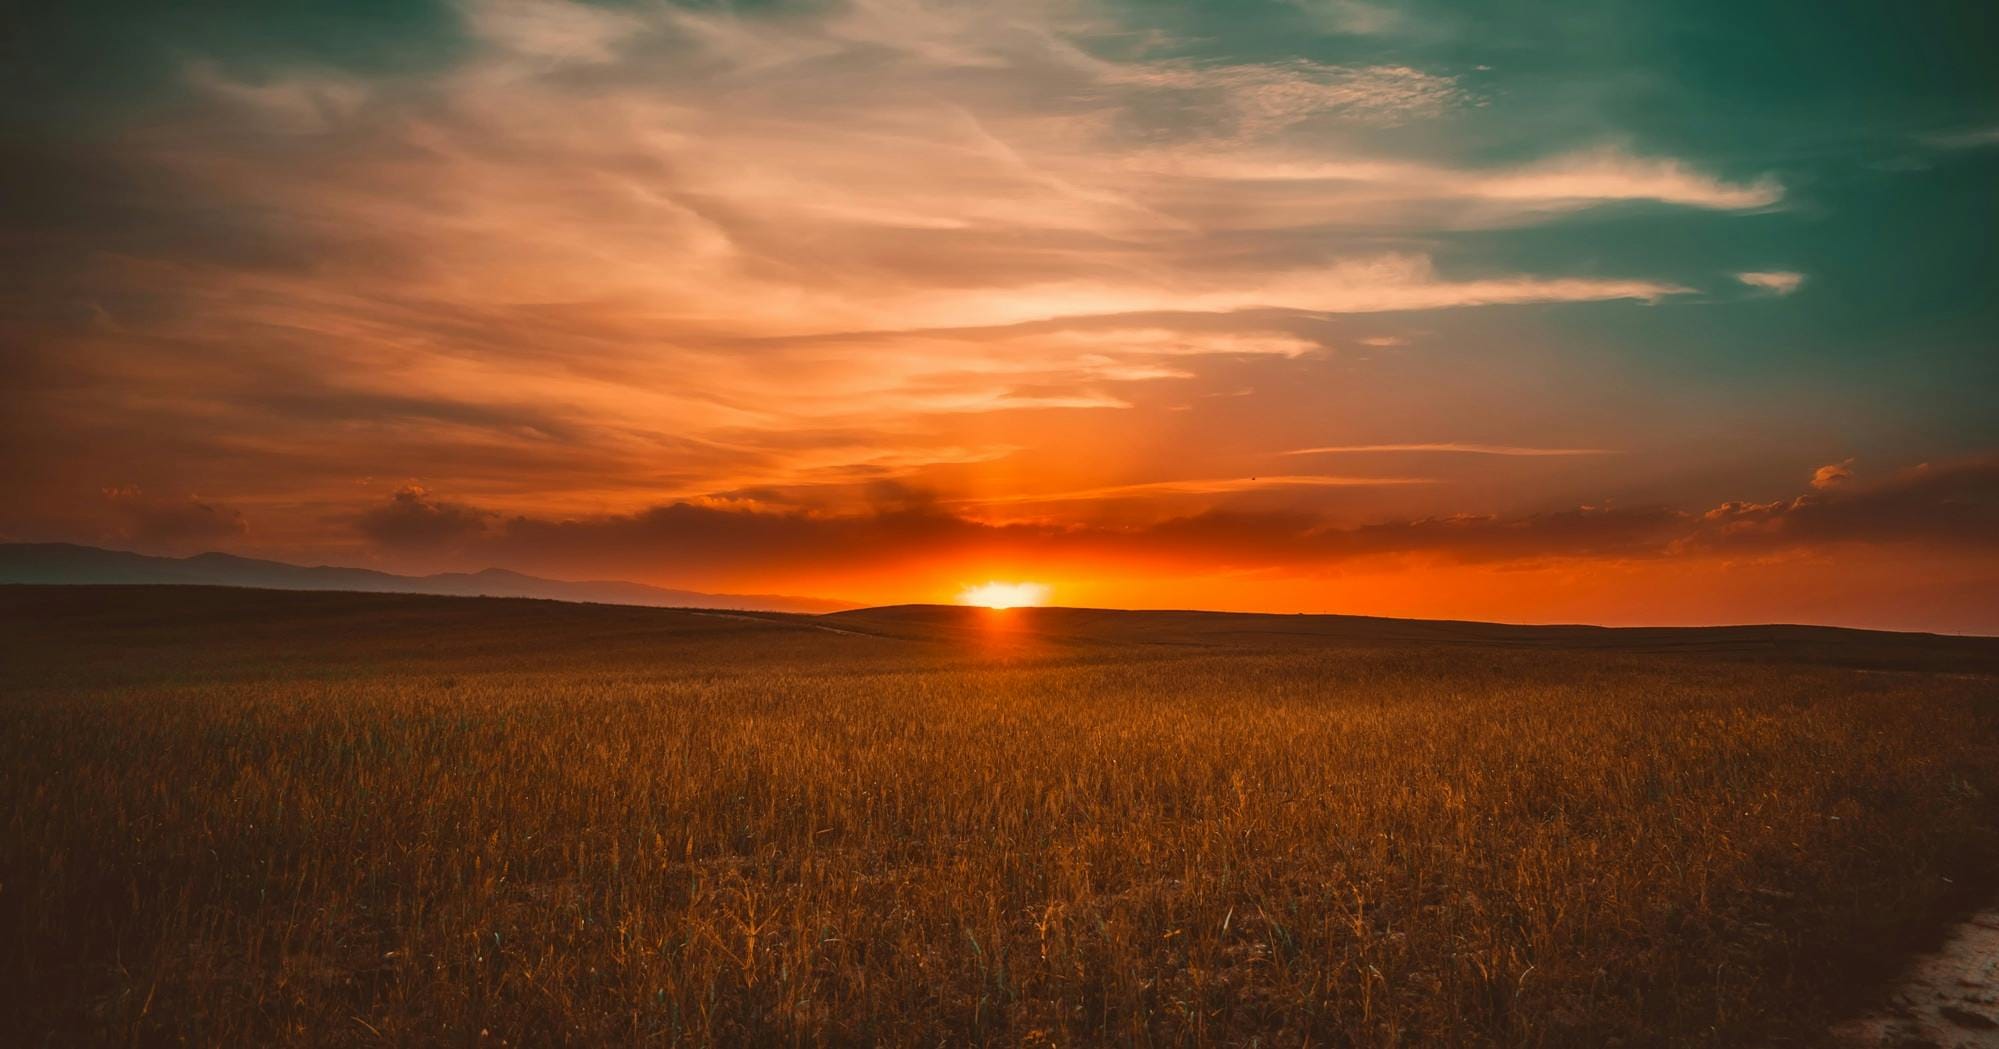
[459,0,645,64]
[354,485,493,549]
[1105,60,1463,135]
[1284,443,1616,457]
[1736,271,1805,295]
[101,486,249,551]
[1810,459,1855,490]
[1693,456,1999,552]
[354,489,1684,583]
[1469,150,1782,211]
[861,255,1689,330]
[1141,148,1783,226]
[0,0,1831,568]
[1281,0,1405,36]
[1923,125,1999,150]
[950,473,1437,511]
[348,454,1999,584]
[185,62,372,134]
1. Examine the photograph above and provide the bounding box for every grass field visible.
[5,585,1999,1046]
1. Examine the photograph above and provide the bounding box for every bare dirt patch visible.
[1834,908,1999,1048]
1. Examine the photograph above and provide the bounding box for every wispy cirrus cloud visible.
[1280,0,1406,37]
[1145,147,1783,224]
[1922,125,1999,150]
[1810,460,1855,490]
[460,0,644,63]
[1735,271,1805,295]
[0,0,1817,571]
[101,486,250,551]
[949,473,1438,514]
[1284,443,1618,457]
[1101,59,1464,135]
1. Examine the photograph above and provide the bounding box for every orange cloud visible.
[1810,459,1855,490]
[342,455,1999,603]
[1736,271,1806,295]
[1284,443,1616,457]
[1,0,1978,634]
[99,487,250,551]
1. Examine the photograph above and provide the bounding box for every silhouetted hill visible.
[0,543,851,614]
[828,604,1999,672]
[5,561,1993,673]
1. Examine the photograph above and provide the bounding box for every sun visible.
[957,581,1051,610]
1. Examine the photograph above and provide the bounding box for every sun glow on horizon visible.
[957,581,1051,609]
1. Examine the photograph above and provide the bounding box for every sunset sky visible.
[3,0,1996,630]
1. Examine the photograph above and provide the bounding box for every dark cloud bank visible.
[353,455,1999,578]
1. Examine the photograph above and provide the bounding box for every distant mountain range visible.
[0,543,852,614]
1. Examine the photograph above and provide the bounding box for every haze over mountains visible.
[0,543,851,614]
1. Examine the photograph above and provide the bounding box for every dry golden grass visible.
[4,585,1999,1046]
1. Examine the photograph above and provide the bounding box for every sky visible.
[3,0,1996,630]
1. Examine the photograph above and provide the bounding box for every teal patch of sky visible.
[1425,143,1997,422]
[1,0,467,131]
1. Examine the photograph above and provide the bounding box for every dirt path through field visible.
[1833,907,1999,1047]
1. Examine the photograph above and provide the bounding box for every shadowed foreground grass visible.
[4,586,1999,1046]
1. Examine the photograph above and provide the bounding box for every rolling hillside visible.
[0,542,851,614]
